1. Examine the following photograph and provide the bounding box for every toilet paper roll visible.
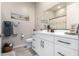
[21,34,24,38]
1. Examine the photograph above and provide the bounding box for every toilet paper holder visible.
[21,33,24,40]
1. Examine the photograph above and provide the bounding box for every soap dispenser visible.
[47,25,51,32]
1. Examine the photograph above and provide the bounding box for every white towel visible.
[13,21,18,35]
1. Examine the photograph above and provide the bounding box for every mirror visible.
[41,2,67,30]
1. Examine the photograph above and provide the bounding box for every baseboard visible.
[13,44,26,49]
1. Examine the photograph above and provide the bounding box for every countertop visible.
[34,30,79,40]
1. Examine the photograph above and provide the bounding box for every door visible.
[0,2,1,56]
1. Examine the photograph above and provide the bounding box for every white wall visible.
[0,2,1,55]
[67,3,79,29]
[0,2,1,19]
[1,2,35,47]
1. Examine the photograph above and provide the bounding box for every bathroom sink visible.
[65,32,78,35]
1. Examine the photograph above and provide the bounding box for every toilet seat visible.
[26,38,33,43]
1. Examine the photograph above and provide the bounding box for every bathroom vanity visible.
[32,30,79,56]
[32,3,79,56]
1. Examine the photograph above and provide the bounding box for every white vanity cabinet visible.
[32,31,78,56]
[32,33,54,56]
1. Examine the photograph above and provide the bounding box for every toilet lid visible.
[26,38,33,42]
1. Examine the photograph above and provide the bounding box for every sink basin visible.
[65,32,78,35]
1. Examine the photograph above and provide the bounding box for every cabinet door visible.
[40,40,54,56]
[32,34,54,56]
[32,36,43,55]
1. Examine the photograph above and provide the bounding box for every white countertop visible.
[34,30,79,40]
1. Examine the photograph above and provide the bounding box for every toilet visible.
[26,38,33,48]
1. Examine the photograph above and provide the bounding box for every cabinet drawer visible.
[35,33,54,42]
[55,45,78,56]
[55,37,78,50]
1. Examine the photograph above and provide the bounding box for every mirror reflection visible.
[41,2,67,30]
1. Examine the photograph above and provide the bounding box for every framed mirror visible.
[41,2,67,30]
